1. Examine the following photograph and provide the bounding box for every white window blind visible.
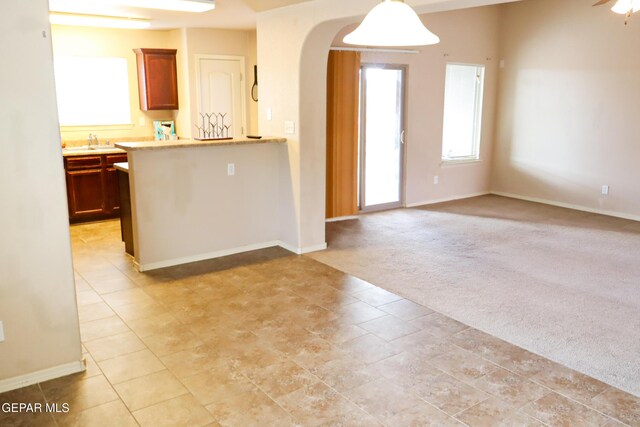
[54,56,131,126]
[442,63,485,161]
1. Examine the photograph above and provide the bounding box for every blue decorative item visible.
[154,120,175,141]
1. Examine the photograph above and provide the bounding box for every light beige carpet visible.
[307,195,640,397]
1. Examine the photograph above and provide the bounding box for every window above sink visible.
[54,56,131,126]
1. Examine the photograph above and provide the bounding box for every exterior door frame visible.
[359,63,408,213]
[194,54,248,137]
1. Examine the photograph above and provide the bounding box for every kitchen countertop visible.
[115,136,286,151]
[62,146,126,157]
[113,162,129,173]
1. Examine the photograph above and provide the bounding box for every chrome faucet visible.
[87,133,99,148]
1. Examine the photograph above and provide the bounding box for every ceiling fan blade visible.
[592,0,613,6]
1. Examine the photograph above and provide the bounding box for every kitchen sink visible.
[89,145,118,151]
[63,145,117,152]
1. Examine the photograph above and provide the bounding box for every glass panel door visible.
[359,65,405,210]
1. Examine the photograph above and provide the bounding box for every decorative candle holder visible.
[194,112,233,141]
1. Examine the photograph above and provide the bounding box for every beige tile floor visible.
[1,219,639,427]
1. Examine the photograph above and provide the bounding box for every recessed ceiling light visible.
[119,0,215,13]
[49,12,151,29]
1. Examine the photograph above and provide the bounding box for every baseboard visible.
[277,240,328,255]
[138,241,281,271]
[405,191,490,208]
[326,215,359,223]
[0,360,85,394]
[491,191,640,222]
[137,240,330,271]
[299,242,328,254]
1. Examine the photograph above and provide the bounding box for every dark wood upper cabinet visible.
[133,48,179,111]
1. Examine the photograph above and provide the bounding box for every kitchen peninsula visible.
[115,137,286,271]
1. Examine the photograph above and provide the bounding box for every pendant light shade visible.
[343,0,439,47]
[611,0,640,14]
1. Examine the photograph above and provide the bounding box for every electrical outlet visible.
[227,163,235,176]
[0,321,5,343]
[267,108,273,121]
[434,176,439,185]
[284,121,296,135]
[602,185,609,195]
[139,117,145,127]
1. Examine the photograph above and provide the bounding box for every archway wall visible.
[257,0,516,251]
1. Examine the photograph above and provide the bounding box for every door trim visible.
[194,54,248,137]
[358,63,407,213]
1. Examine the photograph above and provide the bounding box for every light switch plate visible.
[284,121,296,135]
[227,163,235,176]
[602,185,609,195]
[267,108,273,121]
[0,321,5,343]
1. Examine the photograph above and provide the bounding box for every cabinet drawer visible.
[66,156,102,170]
[105,153,128,166]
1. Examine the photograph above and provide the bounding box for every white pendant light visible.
[343,0,439,47]
[611,0,640,14]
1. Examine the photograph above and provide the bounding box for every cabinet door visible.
[104,167,120,214]
[134,48,178,110]
[66,169,106,219]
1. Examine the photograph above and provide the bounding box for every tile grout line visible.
[442,335,632,427]
[79,269,198,425]
[36,382,61,427]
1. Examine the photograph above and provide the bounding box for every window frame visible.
[441,62,486,164]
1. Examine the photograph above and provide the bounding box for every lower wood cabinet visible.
[66,168,105,217]
[64,153,127,223]
[117,168,134,256]
[105,167,121,213]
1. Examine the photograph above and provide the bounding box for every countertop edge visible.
[62,148,126,157]
[115,137,287,151]
[113,162,129,173]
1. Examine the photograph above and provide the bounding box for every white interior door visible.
[197,56,246,138]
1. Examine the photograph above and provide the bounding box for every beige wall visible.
[333,6,500,206]
[493,0,640,218]
[171,29,192,141]
[0,0,83,390]
[51,25,179,141]
[128,143,283,270]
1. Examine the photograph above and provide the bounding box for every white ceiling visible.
[242,0,310,12]
[48,0,311,30]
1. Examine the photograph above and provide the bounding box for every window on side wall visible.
[441,63,485,162]
[54,56,131,126]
